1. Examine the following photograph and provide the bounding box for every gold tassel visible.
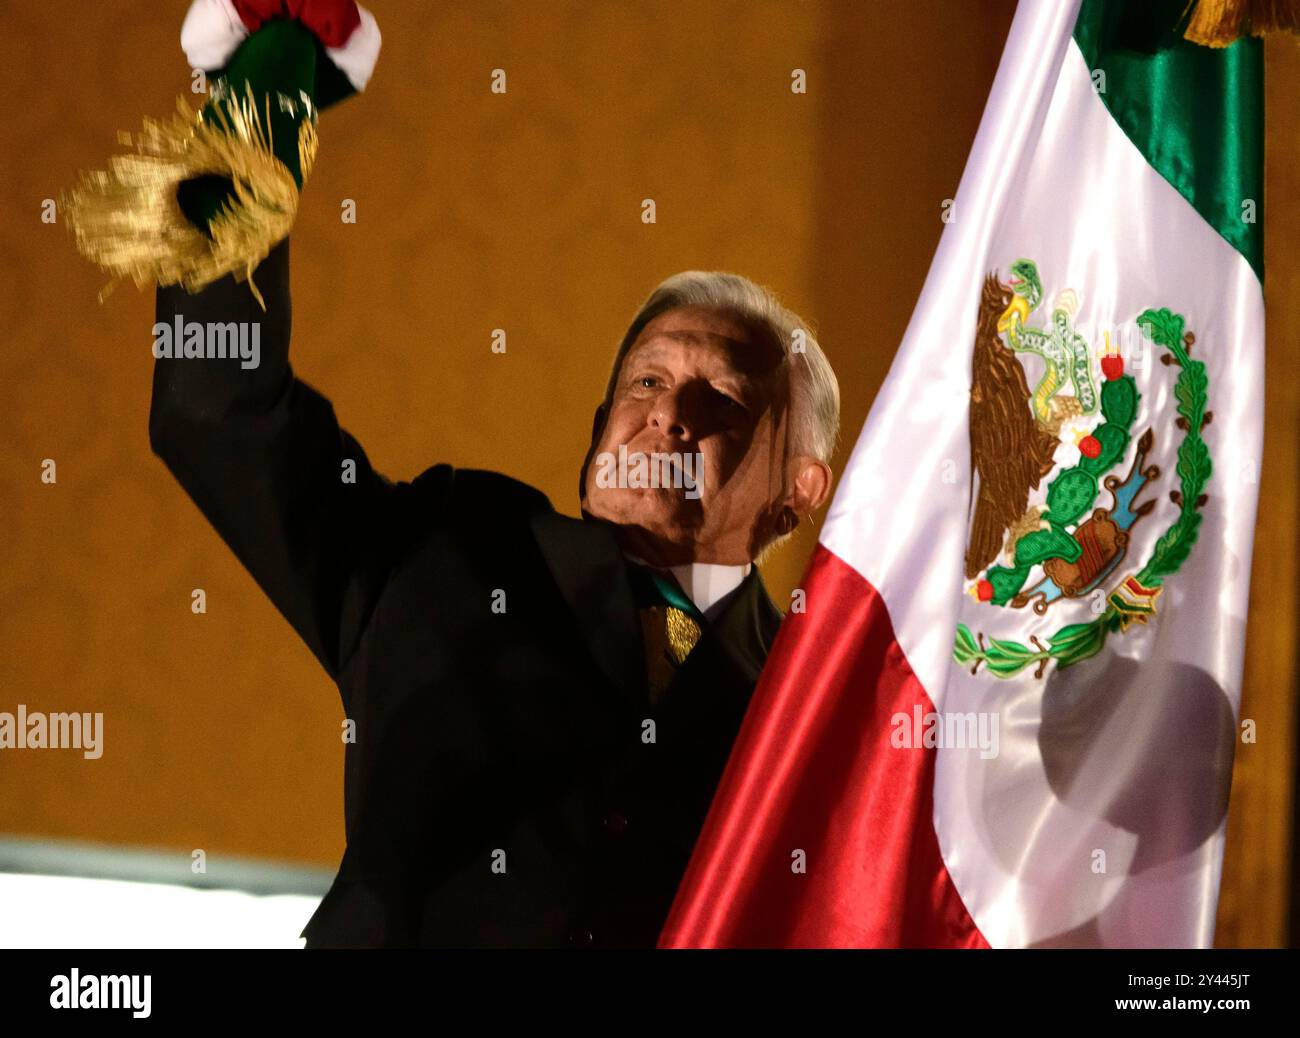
[62,82,319,309]
[1182,0,1300,46]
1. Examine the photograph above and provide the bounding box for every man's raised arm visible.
[149,239,451,684]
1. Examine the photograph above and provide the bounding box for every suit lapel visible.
[529,509,647,706]
[528,509,785,710]
[702,566,784,682]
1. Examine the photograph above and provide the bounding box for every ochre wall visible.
[0,0,1293,946]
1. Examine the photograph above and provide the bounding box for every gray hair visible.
[602,271,840,464]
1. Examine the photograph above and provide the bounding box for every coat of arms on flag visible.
[955,260,1213,678]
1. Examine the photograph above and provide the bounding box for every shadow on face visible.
[580,305,791,566]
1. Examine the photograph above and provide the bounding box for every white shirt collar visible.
[625,555,753,620]
[668,562,751,618]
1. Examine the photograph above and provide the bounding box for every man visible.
[150,234,838,947]
[132,5,837,955]
[53,0,838,951]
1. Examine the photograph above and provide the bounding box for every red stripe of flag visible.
[658,544,988,948]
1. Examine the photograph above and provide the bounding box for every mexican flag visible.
[659,0,1265,949]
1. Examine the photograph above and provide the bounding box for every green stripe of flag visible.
[1073,0,1264,281]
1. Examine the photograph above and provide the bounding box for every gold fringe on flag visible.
[62,82,319,309]
[1182,0,1300,46]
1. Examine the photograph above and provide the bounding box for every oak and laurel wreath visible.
[953,308,1212,678]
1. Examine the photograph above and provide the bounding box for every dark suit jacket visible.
[149,239,785,947]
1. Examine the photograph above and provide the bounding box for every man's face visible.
[580,305,789,565]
